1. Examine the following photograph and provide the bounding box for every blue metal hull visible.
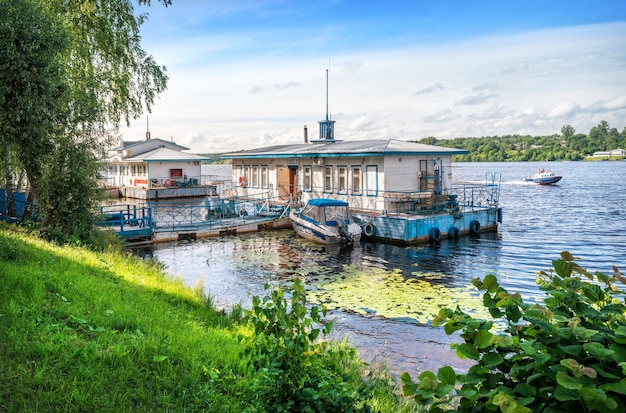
[353,207,501,245]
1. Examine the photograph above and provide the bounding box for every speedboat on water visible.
[524,168,562,185]
[290,198,362,244]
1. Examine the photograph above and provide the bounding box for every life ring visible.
[238,209,247,217]
[448,226,460,240]
[164,178,173,187]
[363,223,375,237]
[469,220,481,235]
[429,227,441,242]
[238,176,246,187]
[129,179,134,186]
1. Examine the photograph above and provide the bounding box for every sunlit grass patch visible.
[0,227,248,412]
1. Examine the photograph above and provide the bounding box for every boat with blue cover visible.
[290,198,362,245]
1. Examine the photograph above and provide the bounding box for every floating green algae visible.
[301,265,490,325]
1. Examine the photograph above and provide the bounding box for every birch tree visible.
[0,0,170,242]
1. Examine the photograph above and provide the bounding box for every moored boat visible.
[290,198,362,245]
[524,168,562,185]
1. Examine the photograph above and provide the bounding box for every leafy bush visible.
[401,252,626,412]
[240,278,376,413]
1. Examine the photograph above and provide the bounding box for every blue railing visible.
[0,190,39,223]
[98,204,153,240]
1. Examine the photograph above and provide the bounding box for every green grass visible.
[0,225,412,412]
[0,225,251,412]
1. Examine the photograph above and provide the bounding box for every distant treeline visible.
[416,120,626,162]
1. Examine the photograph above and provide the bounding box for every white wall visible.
[229,154,454,212]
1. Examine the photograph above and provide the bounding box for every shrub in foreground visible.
[401,252,626,412]
[240,278,398,413]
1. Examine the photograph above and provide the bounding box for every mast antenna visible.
[325,68,329,121]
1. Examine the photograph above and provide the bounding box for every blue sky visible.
[119,0,626,153]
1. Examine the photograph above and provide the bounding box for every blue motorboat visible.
[290,198,362,244]
[524,168,562,185]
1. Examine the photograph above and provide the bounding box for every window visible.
[261,165,268,188]
[244,166,251,186]
[351,166,362,195]
[324,166,333,192]
[170,168,183,178]
[365,165,378,196]
[337,166,347,194]
[252,165,259,188]
[235,165,243,183]
[303,166,312,191]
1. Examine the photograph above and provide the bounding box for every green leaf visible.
[554,384,580,401]
[514,383,536,398]
[153,355,167,362]
[552,259,572,277]
[444,322,463,335]
[572,326,599,340]
[456,343,480,360]
[483,274,500,293]
[400,372,412,383]
[475,330,493,348]
[583,342,615,360]
[488,307,504,318]
[561,344,583,355]
[482,352,504,368]
[581,284,603,302]
[614,326,626,338]
[437,366,456,385]
[579,387,608,410]
[602,382,626,396]
[401,382,417,396]
[492,392,532,413]
[418,370,438,382]
[556,371,582,390]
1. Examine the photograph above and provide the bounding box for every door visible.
[277,167,297,202]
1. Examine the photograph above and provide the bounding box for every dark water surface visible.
[148,161,626,375]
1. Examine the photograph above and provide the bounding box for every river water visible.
[145,161,626,376]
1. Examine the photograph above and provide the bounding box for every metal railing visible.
[0,190,39,222]
[98,204,153,229]
[147,193,289,229]
[98,174,232,189]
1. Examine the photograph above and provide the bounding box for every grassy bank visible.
[0,225,410,412]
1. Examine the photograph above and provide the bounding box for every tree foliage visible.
[0,0,169,243]
[42,0,169,129]
[0,0,69,217]
[419,122,626,162]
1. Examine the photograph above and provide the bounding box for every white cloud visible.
[602,95,626,110]
[415,83,445,95]
[119,22,626,153]
[423,109,462,123]
[456,93,499,106]
[548,102,581,118]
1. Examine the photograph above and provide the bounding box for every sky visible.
[118,0,626,153]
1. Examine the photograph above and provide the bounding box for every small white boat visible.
[290,198,362,244]
[524,168,562,185]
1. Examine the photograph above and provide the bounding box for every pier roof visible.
[118,147,211,163]
[221,139,468,159]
